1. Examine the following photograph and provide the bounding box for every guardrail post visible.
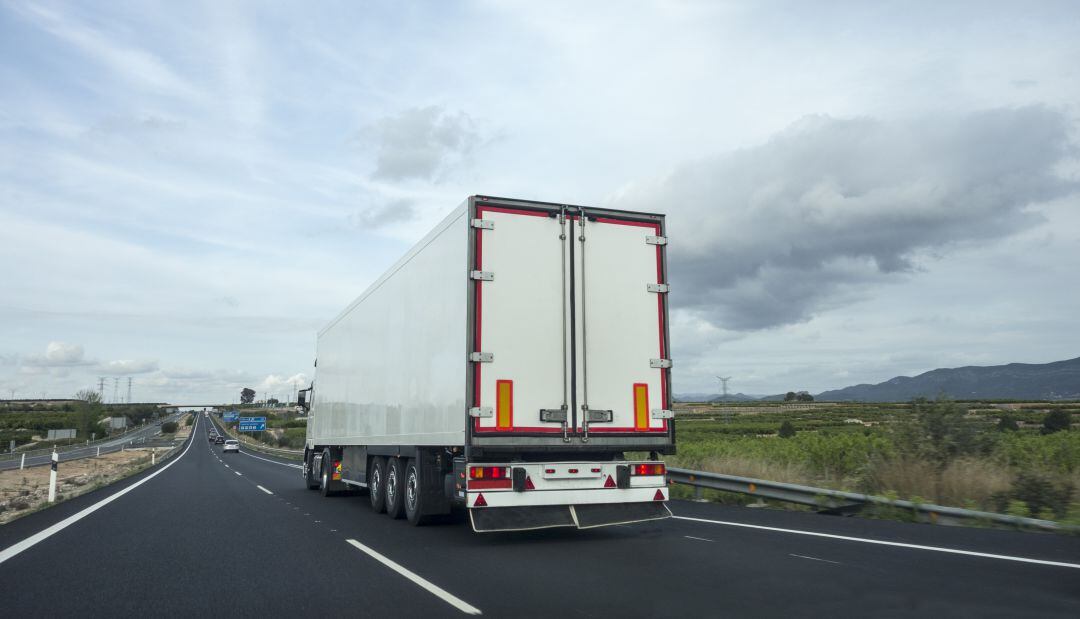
[96,446,101,457]
[693,486,704,502]
[48,450,58,503]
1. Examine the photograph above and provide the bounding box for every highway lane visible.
[0,413,185,471]
[2,414,1079,617]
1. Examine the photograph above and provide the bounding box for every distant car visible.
[223,440,239,453]
[215,436,226,444]
[208,433,217,442]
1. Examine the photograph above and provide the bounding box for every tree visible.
[161,421,178,434]
[796,392,814,402]
[996,414,1019,432]
[892,397,984,471]
[784,392,797,402]
[1042,409,1072,435]
[73,389,103,439]
[778,420,796,438]
[240,388,255,405]
[267,398,280,406]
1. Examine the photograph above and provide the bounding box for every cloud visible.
[612,106,1079,330]
[98,359,159,375]
[258,373,308,394]
[23,341,92,367]
[348,198,416,229]
[369,106,480,181]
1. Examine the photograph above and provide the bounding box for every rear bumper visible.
[469,501,672,532]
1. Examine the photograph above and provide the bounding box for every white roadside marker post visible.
[48,450,58,503]
[152,450,156,466]
[97,446,100,457]
[20,453,25,470]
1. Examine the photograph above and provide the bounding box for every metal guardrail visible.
[668,467,1078,533]
[1,414,184,461]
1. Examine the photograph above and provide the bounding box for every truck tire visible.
[369,457,387,513]
[319,449,336,497]
[404,458,430,526]
[385,457,406,519]
[304,451,319,490]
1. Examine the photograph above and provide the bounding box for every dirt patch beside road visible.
[0,448,166,524]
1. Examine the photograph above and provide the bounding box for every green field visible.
[667,400,1080,523]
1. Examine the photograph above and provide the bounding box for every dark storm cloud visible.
[369,106,480,181]
[614,106,1078,330]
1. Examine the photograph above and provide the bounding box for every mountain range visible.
[676,357,1080,403]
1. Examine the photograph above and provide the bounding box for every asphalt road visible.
[1,413,1078,618]
[0,414,184,471]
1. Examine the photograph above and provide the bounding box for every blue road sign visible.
[223,412,239,422]
[238,416,266,432]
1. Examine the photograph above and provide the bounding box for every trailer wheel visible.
[304,451,319,490]
[319,449,336,497]
[404,459,430,526]
[385,457,406,519]
[369,457,387,513]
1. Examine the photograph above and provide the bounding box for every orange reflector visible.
[496,380,513,430]
[604,475,616,488]
[524,476,535,490]
[633,383,649,431]
[474,493,487,507]
[653,489,666,501]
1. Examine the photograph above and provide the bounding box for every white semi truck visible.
[299,195,674,532]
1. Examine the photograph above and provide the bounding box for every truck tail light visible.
[470,466,509,480]
[631,463,666,476]
[469,466,511,489]
[332,460,342,481]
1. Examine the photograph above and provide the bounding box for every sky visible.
[1,0,1079,403]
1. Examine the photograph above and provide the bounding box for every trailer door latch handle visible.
[469,407,492,418]
[470,270,494,281]
[469,352,494,363]
[650,358,673,369]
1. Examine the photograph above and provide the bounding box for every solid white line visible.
[684,535,714,542]
[672,516,1080,569]
[239,449,302,469]
[257,485,273,495]
[0,417,200,566]
[790,553,842,565]
[345,539,482,615]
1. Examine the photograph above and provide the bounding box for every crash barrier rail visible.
[668,467,1078,533]
[1,435,187,470]
[1,414,185,461]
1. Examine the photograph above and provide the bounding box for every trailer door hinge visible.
[470,270,494,281]
[650,358,673,369]
[469,407,493,418]
[646,235,667,246]
[647,283,669,293]
[651,409,674,419]
[471,219,494,230]
[469,352,494,363]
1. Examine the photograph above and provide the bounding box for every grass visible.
[669,400,1080,524]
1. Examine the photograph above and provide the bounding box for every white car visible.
[223,439,240,453]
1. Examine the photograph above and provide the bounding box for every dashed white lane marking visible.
[684,535,714,542]
[257,485,273,495]
[672,516,1080,569]
[345,539,482,615]
[239,449,302,469]
[790,553,842,565]
[0,416,200,565]
[235,471,242,476]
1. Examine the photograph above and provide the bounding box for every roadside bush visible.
[996,415,1019,432]
[778,421,796,438]
[1005,470,1074,519]
[160,421,178,434]
[1042,409,1072,435]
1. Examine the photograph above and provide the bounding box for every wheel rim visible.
[372,468,380,496]
[387,468,397,504]
[406,468,418,510]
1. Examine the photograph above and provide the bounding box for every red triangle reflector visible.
[653,489,666,501]
[604,475,616,488]
[524,476,535,490]
[474,493,487,507]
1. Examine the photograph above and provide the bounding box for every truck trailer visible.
[300,195,674,532]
